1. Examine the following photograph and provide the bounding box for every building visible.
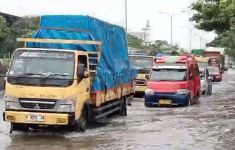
[128,20,152,46]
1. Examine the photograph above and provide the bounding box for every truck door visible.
[76,55,90,119]
[77,55,90,93]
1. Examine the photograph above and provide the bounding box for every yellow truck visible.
[129,55,154,95]
[3,15,135,133]
[195,56,210,70]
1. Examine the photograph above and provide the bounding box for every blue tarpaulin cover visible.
[27,15,136,92]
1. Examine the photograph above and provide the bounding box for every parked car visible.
[207,66,222,82]
[200,68,212,95]
[145,56,201,107]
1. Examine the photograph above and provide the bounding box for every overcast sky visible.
[0,0,216,50]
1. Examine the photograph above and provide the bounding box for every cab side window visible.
[78,55,88,70]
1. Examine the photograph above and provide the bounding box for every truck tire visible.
[120,97,127,116]
[145,101,151,107]
[187,97,191,107]
[202,91,206,95]
[10,123,28,133]
[74,109,87,132]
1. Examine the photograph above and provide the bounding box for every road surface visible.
[1,70,235,150]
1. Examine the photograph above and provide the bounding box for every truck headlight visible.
[57,96,76,112]
[176,89,189,95]
[6,101,19,109]
[4,94,20,109]
[145,89,155,95]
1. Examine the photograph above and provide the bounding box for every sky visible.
[0,0,216,51]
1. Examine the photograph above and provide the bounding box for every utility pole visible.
[157,12,175,47]
[170,15,174,47]
[124,0,128,53]
[200,36,202,49]
[125,0,128,33]
[189,28,193,53]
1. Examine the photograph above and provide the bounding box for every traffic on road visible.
[1,68,235,150]
[0,0,235,149]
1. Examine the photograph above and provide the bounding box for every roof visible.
[154,55,196,65]
[128,55,153,59]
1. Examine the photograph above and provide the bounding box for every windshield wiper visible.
[42,73,71,79]
[13,73,45,78]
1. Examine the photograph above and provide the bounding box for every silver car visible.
[200,68,212,95]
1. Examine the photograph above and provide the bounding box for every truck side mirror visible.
[145,74,150,79]
[77,64,85,78]
[77,64,90,78]
[84,71,90,78]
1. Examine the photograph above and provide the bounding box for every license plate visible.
[26,114,44,122]
[159,99,172,105]
[135,86,146,92]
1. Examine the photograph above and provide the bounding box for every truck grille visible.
[135,79,146,86]
[19,98,56,110]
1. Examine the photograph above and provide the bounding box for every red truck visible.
[203,48,224,73]
[145,56,201,107]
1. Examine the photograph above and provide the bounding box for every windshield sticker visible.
[19,52,73,59]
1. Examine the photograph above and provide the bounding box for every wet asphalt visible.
[1,69,235,150]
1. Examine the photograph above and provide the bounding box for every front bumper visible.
[212,77,222,82]
[3,111,73,125]
[134,85,147,93]
[145,93,190,107]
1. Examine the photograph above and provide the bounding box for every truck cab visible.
[145,56,201,107]
[129,55,154,96]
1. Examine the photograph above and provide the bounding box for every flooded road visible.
[1,70,235,150]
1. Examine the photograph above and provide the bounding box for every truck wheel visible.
[187,97,191,106]
[74,109,87,132]
[202,91,206,95]
[10,123,28,133]
[120,97,127,116]
[145,101,151,107]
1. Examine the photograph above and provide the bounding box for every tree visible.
[0,16,11,57]
[127,34,179,56]
[127,34,144,49]
[191,0,235,33]
[0,16,10,42]
[10,16,39,38]
[191,0,235,57]
[2,16,40,55]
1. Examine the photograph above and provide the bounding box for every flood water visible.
[1,70,235,150]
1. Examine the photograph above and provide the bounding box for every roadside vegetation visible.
[191,0,235,57]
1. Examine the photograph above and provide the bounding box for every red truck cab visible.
[145,56,201,107]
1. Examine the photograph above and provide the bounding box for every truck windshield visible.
[198,62,208,68]
[7,50,75,87]
[150,68,187,81]
[129,56,152,69]
[208,67,219,74]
